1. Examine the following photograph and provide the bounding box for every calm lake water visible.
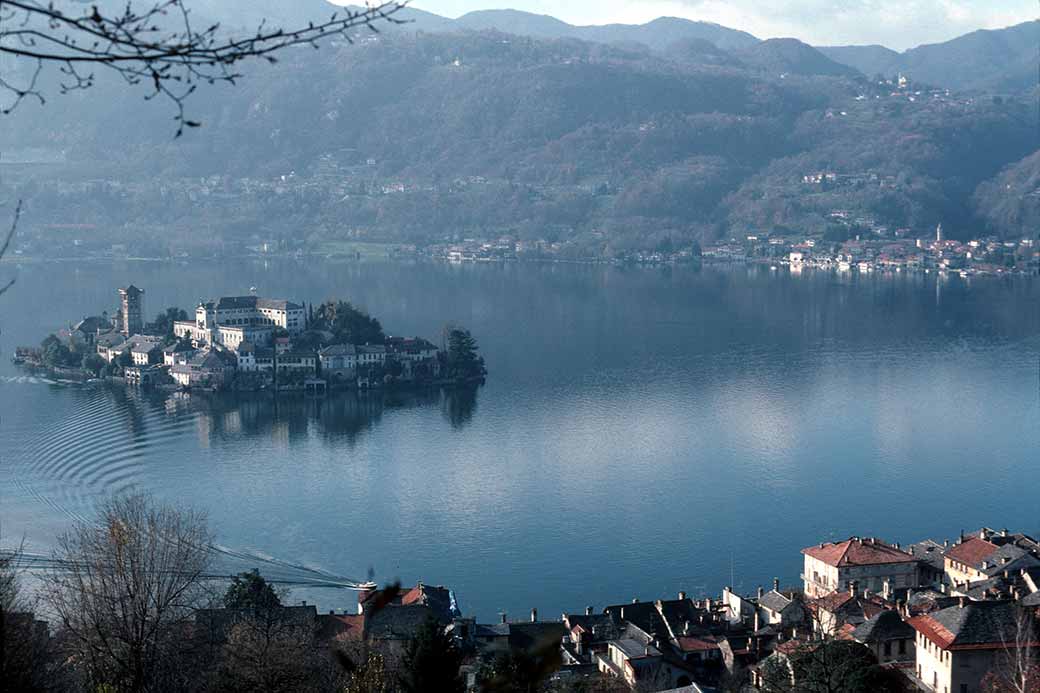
[1,258,1038,620]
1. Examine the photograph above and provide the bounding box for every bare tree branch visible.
[0,1,407,135]
[0,200,20,298]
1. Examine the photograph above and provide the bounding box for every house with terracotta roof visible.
[944,529,1040,587]
[909,599,1040,693]
[809,585,890,637]
[801,536,922,599]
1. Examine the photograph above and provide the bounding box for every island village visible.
[16,285,486,392]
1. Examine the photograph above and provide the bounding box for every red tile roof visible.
[802,537,916,567]
[814,590,856,613]
[678,637,719,652]
[944,537,998,567]
[908,614,961,650]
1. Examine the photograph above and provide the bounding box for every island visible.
[15,285,487,393]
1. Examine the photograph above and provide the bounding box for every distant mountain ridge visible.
[820,20,1039,91]
[71,1,1036,91]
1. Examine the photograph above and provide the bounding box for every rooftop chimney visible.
[678,591,687,601]
[959,597,966,608]
[586,606,593,616]
[773,578,780,592]
[531,608,538,623]
[632,598,639,604]
[757,586,764,599]
[501,612,507,624]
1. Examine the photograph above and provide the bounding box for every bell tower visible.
[118,285,144,336]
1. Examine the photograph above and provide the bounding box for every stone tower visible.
[118,285,144,336]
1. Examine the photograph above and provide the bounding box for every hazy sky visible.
[404,0,1037,50]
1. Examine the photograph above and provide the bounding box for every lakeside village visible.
[14,285,487,393]
[436,223,1040,276]
[10,527,1040,692]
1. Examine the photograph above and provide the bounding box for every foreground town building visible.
[801,537,923,598]
[910,599,1038,693]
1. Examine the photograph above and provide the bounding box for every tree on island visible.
[149,307,189,339]
[40,334,80,368]
[81,352,107,376]
[444,327,486,380]
[314,301,385,346]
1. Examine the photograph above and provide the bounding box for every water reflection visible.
[162,388,477,448]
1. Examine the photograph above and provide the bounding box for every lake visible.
[1,257,1038,621]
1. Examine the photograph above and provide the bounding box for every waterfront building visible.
[357,344,387,366]
[385,336,439,362]
[318,343,359,380]
[801,537,923,598]
[173,294,304,348]
[163,341,195,366]
[98,333,162,364]
[170,349,236,388]
[130,337,163,366]
[118,285,145,336]
[276,351,317,376]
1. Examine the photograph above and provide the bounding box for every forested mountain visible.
[1,11,1037,257]
[820,21,1040,92]
[734,39,861,77]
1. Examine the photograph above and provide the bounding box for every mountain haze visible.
[2,3,1037,258]
[820,20,1040,91]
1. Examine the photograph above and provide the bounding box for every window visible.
[884,641,892,657]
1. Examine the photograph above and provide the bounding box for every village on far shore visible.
[15,285,487,393]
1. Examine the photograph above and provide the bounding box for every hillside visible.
[1,28,1037,258]
[736,39,862,77]
[821,21,1039,91]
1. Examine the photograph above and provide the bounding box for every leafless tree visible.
[985,605,1040,693]
[0,200,19,298]
[42,493,213,692]
[0,0,405,134]
[212,608,326,693]
[1,532,56,691]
